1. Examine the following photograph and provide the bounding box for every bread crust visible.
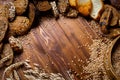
[14,0,28,15]
[69,0,76,7]
[76,0,92,16]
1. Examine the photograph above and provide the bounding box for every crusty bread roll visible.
[69,0,76,7]
[90,0,104,20]
[76,0,92,16]
[14,0,28,15]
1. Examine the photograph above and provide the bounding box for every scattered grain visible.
[82,37,112,80]
[13,70,20,80]
[24,63,65,80]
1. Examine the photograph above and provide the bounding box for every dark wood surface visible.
[0,16,100,80]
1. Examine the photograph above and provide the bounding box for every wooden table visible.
[0,16,100,80]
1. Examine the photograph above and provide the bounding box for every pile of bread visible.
[69,0,120,38]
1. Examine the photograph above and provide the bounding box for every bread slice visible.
[76,0,92,16]
[90,0,104,20]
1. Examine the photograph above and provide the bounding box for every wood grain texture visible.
[0,16,99,80]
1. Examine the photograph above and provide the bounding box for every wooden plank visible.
[0,16,98,80]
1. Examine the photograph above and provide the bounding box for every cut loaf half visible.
[90,0,104,20]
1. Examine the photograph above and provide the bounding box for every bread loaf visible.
[76,0,92,16]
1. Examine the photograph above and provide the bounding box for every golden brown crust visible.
[9,16,30,36]
[69,0,76,7]
[14,0,28,15]
[76,0,92,16]
[0,4,9,18]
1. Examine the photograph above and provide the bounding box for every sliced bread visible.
[90,0,104,20]
[76,0,92,16]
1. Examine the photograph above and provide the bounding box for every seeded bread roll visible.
[14,0,28,15]
[9,16,30,36]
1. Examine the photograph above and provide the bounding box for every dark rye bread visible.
[76,0,92,16]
